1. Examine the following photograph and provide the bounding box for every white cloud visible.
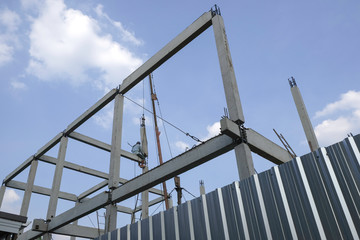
[202,121,221,141]
[27,0,143,91]
[314,90,360,146]
[175,141,190,152]
[94,4,143,46]
[315,90,360,118]
[0,189,21,214]
[0,8,21,66]
[93,109,113,129]
[11,80,27,90]
[0,42,13,66]
[0,8,21,32]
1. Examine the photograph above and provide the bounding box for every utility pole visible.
[289,77,319,152]
[149,74,170,210]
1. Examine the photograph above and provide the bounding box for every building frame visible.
[0,6,291,239]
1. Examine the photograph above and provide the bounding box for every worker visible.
[131,141,145,160]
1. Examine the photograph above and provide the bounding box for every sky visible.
[1,0,360,239]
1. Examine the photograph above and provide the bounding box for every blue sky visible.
[1,0,360,239]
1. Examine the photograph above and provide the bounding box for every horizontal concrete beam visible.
[39,155,164,197]
[68,132,142,163]
[32,220,104,239]
[6,180,78,202]
[119,11,213,94]
[38,155,108,179]
[247,128,292,164]
[51,224,104,239]
[134,196,164,213]
[220,118,292,164]
[78,180,108,200]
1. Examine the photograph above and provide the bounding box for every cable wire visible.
[123,95,203,143]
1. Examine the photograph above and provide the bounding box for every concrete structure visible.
[95,133,360,240]
[0,6,293,239]
[289,77,320,152]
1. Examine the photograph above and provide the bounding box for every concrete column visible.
[0,185,6,208]
[46,136,68,220]
[105,94,124,232]
[212,14,255,180]
[70,202,80,240]
[235,143,255,180]
[199,180,205,195]
[44,136,68,240]
[212,15,245,124]
[105,204,117,232]
[289,78,319,152]
[20,159,38,217]
[141,165,149,219]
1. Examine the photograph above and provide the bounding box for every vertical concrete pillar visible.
[212,15,245,124]
[0,185,6,208]
[20,159,38,217]
[212,14,255,180]
[46,136,68,220]
[289,78,319,152]
[105,93,124,232]
[141,165,149,219]
[44,136,68,240]
[199,180,205,195]
[70,202,79,240]
[235,143,255,179]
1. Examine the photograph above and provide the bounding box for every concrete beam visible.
[52,224,104,239]
[48,192,110,233]
[220,118,291,164]
[68,131,142,163]
[39,155,108,179]
[247,128,292,164]
[119,11,213,94]
[111,134,237,203]
[6,180,78,202]
[78,180,108,200]
[68,131,111,152]
[32,220,104,239]
[117,205,133,214]
[65,89,118,135]
[38,155,164,197]
[134,196,164,213]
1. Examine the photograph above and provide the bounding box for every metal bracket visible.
[210,4,221,16]
[32,219,48,232]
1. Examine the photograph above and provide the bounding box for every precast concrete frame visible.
[0,7,292,240]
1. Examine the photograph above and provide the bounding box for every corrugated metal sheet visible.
[95,134,360,239]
